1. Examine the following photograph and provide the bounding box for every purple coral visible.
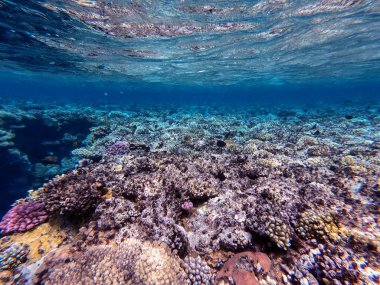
[105,141,130,156]
[0,202,48,235]
[181,200,194,212]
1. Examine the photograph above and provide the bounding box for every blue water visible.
[1,0,380,85]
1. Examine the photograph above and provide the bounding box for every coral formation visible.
[181,256,214,285]
[105,140,130,156]
[94,197,140,231]
[296,209,341,242]
[215,251,275,285]
[0,241,29,271]
[0,102,379,285]
[37,167,104,215]
[0,201,48,235]
[245,176,302,250]
[33,239,187,285]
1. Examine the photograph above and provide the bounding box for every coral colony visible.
[0,102,379,285]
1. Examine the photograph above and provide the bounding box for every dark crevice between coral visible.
[0,116,94,218]
[12,117,92,165]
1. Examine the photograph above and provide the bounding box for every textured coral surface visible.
[0,102,379,285]
[0,202,48,235]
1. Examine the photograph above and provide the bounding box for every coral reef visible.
[0,201,48,235]
[0,101,379,285]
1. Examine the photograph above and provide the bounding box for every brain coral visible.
[34,238,187,285]
[0,201,48,235]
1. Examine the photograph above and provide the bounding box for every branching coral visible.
[37,167,105,215]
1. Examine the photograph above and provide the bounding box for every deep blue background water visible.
[2,74,380,106]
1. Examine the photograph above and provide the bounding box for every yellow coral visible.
[296,210,343,243]
[7,218,68,263]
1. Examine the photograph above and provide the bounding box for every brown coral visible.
[33,238,187,285]
[215,251,273,285]
[296,209,341,242]
[37,167,105,215]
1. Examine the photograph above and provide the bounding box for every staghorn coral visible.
[0,201,48,235]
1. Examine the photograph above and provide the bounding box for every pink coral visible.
[0,202,48,235]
